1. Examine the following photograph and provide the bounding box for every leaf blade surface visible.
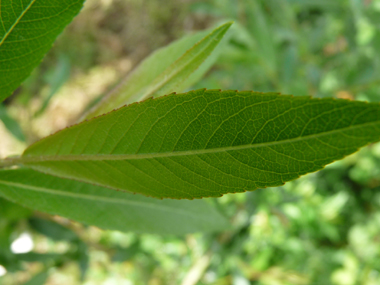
[83,22,232,119]
[0,168,229,234]
[19,89,380,199]
[0,0,85,101]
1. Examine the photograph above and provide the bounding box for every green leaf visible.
[22,270,49,285]
[0,0,85,102]
[287,0,346,7]
[29,217,78,241]
[34,54,71,117]
[15,252,60,263]
[0,197,32,221]
[82,22,232,120]
[0,103,25,141]
[77,241,88,281]
[7,89,380,199]
[0,168,229,234]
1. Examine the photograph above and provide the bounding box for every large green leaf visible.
[0,168,229,234]
[4,89,380,199]
[0,0,85,102]
[82,22,232,120]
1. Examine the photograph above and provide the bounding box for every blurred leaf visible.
[83,22,232,119]
[15,252,60,263]
[0,0,85,102]
[246,1,277,77]
[34,54,71,117]
[0,215,18,271]
[0,197,31,221]
[0,168,229,235]
[29,217,77,241]
[0,104,25,142]
[77,241,88,281]
[22,270,49,285]
[12,89,380,199]
[112,241,141,262]
[281,44,298,86]
[287,0,346,8]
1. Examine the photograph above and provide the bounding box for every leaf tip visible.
[222,21,234,29]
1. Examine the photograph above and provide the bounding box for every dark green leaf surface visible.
[14,89,380,199]
[29,217,77,241]
[83,22,232,120]
[0,168,228,234]
[0,0,85,101]
[15,252,60,263]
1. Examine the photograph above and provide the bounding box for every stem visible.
[181,251,212,285]
[0,156,23,168]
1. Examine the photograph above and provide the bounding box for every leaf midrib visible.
[0,179,211,218]
[0,0,37,47]
[135,23,230,102]
[22,119,380,163]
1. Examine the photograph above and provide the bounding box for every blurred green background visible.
[1,0,380,284]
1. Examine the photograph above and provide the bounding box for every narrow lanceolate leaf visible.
[82,22,232,120]
[0,0,85,102]
[0,168,229,234]
[9,89,380,199]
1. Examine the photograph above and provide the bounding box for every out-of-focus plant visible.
[1,0,380,284]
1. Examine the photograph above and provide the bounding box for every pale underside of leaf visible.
[83,22,232,120]
[13,89,380,199]
[0,168,229,234]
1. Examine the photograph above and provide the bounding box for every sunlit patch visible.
[10,233,34,254]
[0,265,7,277]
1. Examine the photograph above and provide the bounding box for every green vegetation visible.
[0,0,85,101]
[0,0,380,284]
[4,89,380,199]
[0,168,228,234]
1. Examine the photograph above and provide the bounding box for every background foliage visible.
[1,0,380,284]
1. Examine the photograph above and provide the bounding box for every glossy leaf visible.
[0,0,85,102]
[83,22,232,120]
[8,89,380,199]
[0,168,229,234]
